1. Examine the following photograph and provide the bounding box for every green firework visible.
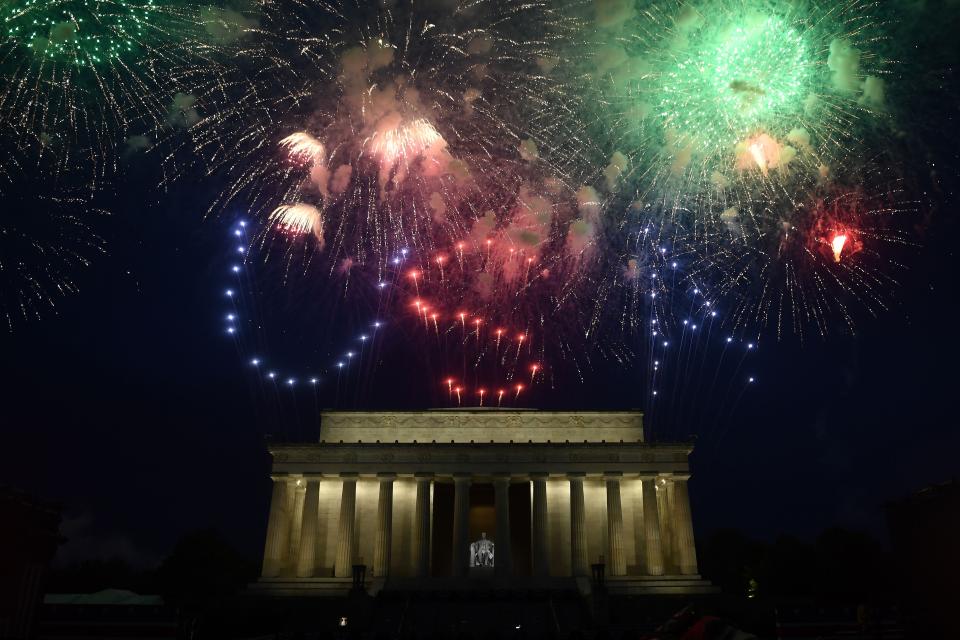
[581,0,892,175]
[659,14,812,154]
[1,0,167,67]
[0,0,209,178]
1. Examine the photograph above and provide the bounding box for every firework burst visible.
[0,0,213,178]
[174,0,931,416]
[640,157,917,340]
[171,1,639,371]
[549,0,916,339]
[173,0,584,269]
[574,0,894,194]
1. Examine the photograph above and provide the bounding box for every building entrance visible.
[429,481,530,577]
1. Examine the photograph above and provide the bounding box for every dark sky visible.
[2,6,960,569]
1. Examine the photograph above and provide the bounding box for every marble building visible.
[251,410,714,595]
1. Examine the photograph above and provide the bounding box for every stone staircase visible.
[248,577,354,596]
[605,574,719,595]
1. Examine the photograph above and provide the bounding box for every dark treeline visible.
[46,529,258,608]
[698,527,895,603]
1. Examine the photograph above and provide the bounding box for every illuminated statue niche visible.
[470,532,494,568]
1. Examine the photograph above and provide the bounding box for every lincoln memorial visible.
[252,410,714,595]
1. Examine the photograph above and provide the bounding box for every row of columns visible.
[564,473,697,577]
[262,472,698,579]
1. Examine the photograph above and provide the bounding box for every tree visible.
[155,529,257,608]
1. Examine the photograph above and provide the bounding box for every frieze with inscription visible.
[267,441,691,476]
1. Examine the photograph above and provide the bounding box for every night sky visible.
[2,3,960,571]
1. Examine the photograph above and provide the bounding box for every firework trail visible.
[0,148,109,331]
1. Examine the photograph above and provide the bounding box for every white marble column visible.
[280,479,299,574]
[494,475,512,576]
[568,473,588,577]
[296,477,321,577]
[287,481,306,568]
[373,474,395,578]
[641,476,665,576]
[451,474,472,577]
[262,476,292,578]
[657,476,675,573]
[413,473,433,577]
[605,473,627,576]
[671,476,699,575]
[530,473,550,577]
[334,474,358,578]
